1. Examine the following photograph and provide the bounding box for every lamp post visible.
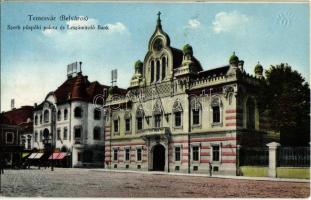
[50,103,57,171]
[43,100,57,171]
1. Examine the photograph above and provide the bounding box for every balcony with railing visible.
[140,127,170,137]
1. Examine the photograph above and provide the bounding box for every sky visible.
[1,2,310,112]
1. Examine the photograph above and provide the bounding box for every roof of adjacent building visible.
[0,106,33,125]
[34,73,109,110]
[197,65,230,79]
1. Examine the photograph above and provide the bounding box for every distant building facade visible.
[103,14,271,175]
[33,63,108,167]
[0,105,33,167]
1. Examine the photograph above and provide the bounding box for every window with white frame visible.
[34,115,38,125]
[57,110,61,121]
[136,148,142,161]
[64,109,68,120]
[125,148,130,161]
[57,129,61,140]
[113,149,118,161]
[74,107,82,118]
[40,130,43,142]
[63,127,68,140]
[43,110,49,123]
[74,127,82,139]
[34,131,38,142]
[175,146,181,161]
[212,145,220,162]
[6,132,14,144]
[94,109,101,120]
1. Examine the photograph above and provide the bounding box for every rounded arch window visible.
[57,110,62,121]
[94,109,101,120]
[43,110,49,123]
[74,107,82,118]
[64,109,68,120]
[34,115,38,125]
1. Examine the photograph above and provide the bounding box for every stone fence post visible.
[266,142,280,178]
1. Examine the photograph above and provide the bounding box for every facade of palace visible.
[33,64,109,167]
[103,14,270,175]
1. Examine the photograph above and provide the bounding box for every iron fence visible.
[278,147,310,167]
[239,147,269,166]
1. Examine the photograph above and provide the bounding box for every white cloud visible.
[187,19,201,29]
[212,11,250,34]
[106,22,127,33]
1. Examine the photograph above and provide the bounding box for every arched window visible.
[162,57,166,80]
[64,109,68,120]
[94,109,101,120]
[43,110,49,123]
[211,96,222,124]
[39,115,42,124]
[57,110,61,121]
[156,60,160,81]
[93,127,101,140]
[228,93,233,105]
[34,131,38,142]
[34,115,38,125]
[136,106,144,131]
[191,98,201,126]
[150,60,154,82]
[74,107,82,118]
[112,115,119,134]
[246,98,255,129]
[173,100,183,127]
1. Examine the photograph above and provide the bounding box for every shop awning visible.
[33,153,44,159]
[22,153,30,158]
[48,153,60,160]
[56,152,67,160]
[28,153,37,159]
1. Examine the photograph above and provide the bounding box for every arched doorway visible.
[152,144,165,171]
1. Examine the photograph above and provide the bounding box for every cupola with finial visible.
[227,52,240,75]
[182,44,193,61]
[254,61,264,79]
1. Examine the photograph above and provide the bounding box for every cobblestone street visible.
[0,168,309,198]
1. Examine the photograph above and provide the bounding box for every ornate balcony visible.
[140,127,170,137]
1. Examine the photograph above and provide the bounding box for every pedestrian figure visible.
[208,162,212,177]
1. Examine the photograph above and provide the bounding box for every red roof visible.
[1,106,33,125]
[46,73,109,105]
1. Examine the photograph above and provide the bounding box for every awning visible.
[48,153,60,160]
[33,153,44,159]
[48,152,67,160]
[56,152,67,160]
[28,153,38,159]
[22,153,30,158]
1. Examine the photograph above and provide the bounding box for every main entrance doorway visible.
[152,144,165,171]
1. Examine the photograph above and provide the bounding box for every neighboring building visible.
[0,105,34,167]
[33,63,109,167]
[103,14,272,175]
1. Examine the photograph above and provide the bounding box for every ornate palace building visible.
[103,13,270,175]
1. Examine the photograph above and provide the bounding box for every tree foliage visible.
[260,63,310,146]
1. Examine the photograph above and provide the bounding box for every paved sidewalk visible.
[92,168,310,183]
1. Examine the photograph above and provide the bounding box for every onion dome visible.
[71,74,86,100]
[135,60,143,72]
[254,62,263,74]
[182,44,193,56]
[229,52,239,64]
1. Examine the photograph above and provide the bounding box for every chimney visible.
[11,99,15,110]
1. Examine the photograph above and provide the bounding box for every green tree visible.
[261,63,310,146]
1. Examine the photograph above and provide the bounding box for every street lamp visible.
[42,100,57,171]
